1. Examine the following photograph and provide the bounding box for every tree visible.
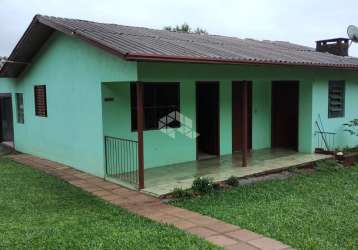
[193,27,208,35]
[164,23,208,35]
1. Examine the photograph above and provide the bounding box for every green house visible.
[1,15,358,195]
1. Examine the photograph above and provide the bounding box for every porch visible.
[106,146,331,197]
[101,77,316,194]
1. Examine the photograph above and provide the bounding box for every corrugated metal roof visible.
[1,15,358,77]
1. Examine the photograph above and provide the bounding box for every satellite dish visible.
[347,25,358,42]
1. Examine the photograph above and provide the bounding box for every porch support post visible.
[136,82,145,189]
[242,81,249,167]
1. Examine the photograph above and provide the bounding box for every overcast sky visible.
[1,0,358,57]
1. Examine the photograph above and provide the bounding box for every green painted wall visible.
[312,79,358,150]
[0,32,137,177]
[0,78,16,92]
[252,81,271,150]
[299,81,313,153]
[219,80,232,155]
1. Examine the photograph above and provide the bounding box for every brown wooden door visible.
[271,81,299,150]
[232,82,252,152]
[196,82,220,158]
[0,96,14,142]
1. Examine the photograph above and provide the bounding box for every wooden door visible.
[0,96,14,142]
[196,82,220,158]
[271,81,299,150]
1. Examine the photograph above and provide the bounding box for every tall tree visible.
[164,23,208,34]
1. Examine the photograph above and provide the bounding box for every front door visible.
[271,81,299,150]
[0,96,14,142]
[196,82,220,160]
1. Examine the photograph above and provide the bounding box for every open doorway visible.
[196,82,220,160]
[232,81,252,152]
[0,94,14,147]
[271,81,299,150]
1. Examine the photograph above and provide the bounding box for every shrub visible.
[315,159,342,171]
[192,177,214,194]
[213,182,221,191]
[171,187,192,199]
[343,119,358,136]
[288,166,299,173]
[341,145,358,153]
[226,176,239,186]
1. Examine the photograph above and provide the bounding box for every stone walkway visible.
[9,154,293,250]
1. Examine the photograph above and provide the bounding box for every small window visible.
[16,93,24,124]
[131,83,180,130]
[328,81,345,118]
[34,85,47,117]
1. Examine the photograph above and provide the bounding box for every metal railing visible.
[314,131,336,153]
[104,136,138,188]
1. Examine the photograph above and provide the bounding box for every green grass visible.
[0,158,218,250]
[172,161,358,250]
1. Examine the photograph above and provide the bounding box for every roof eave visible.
[0,16,39,77]
[125,53,358,70]
[0,15,128,77]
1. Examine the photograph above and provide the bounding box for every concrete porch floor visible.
[142,149,332,197]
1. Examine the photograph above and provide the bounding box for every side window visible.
[16,93,24,123]
[328,81,345,118]
[34,85,47,117]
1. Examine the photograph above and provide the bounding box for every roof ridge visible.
[37,15,257,42]
[37,15,320,51]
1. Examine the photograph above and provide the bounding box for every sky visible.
[1,0,358,57]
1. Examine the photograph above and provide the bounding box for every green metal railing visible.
[104,136,138,188]
[314,131,336,153]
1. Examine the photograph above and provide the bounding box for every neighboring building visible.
[1,15,358,193]
[0,56,6,70]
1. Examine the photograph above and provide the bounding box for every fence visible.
[314,131,336,152]
[104,136,139,188]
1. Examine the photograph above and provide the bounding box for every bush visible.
[192,177,214,194]
[343,119,358,136]
[315,159,342,171]
[213,182,221,191]
[288,166,299,173]
[226,176,239,186]
[171,187,192,199]
[341,145,358,153]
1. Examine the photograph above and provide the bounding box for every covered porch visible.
[102,80,256,192]
[105,146,331,196]
[101,63,318,194]
[142,149,331,196]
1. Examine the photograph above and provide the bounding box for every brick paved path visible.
[9,154,293,250]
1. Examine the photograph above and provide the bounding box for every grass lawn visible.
[172,161,358,250]
[0,158,218,250]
